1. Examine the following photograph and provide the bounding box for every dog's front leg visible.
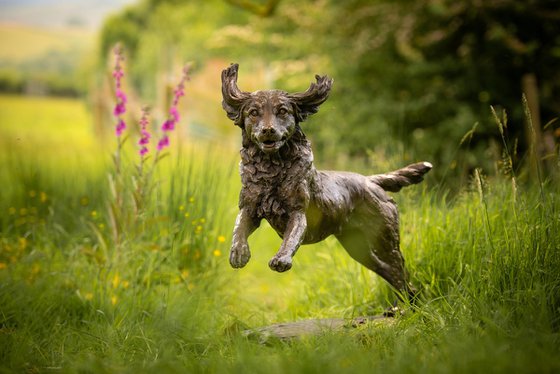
[269,211,307,272]
[230,208,258,268]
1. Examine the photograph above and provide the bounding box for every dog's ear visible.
[221,63,250,127]
[288,74,333,122]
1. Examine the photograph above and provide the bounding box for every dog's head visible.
[221,63,333,154]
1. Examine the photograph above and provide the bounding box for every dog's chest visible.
[239,147,312,225]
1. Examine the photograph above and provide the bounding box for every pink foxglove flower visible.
[138,106,151,156]
[161,119,175,132]
[115,119,126,137]
[112,68,124,87]
[169,106,180,122]
[157,136,169,151]
[173,86,184,105]
[139,131,151,145]
[113,89,127,116]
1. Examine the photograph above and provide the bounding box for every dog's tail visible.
[370,162,432,192]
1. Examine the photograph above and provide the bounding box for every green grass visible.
[0,94,559,373]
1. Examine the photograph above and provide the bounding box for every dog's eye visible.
[278,108,288,115]
[249,109,259,117]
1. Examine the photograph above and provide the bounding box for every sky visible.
[0,0,138,29]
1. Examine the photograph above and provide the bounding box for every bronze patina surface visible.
[221,63,431,298]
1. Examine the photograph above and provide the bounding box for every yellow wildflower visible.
[40,192,48,203]
[112,273,120,289]
[217,235,226,243]
[213,249,222,257]
[184,212,190,218]
[179,205,185,211]
[189,196,195,203]
[0,263,7,270]
[91,210,97,218]
[181,269,189,279]
[29,190,37,198]
[18,237,27,250]
[111,295,118,305]
[84,292,94,301]
[122,280,130,289]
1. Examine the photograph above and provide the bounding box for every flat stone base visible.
[243,315,392,342]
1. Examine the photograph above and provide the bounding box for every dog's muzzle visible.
[256,133,286,153]
[260,139,285,153]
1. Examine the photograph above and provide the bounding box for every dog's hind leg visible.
[335,189,416,301]
[335,227,413,297]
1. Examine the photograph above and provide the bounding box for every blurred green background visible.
[1,1,559,373]
[2,0,559,184]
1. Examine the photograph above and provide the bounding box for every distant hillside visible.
[0,22,98,96]
[0,0,139,97]
[0,23,94,61]
[0,0,137,29]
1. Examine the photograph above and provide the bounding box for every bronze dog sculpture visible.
[221,63,431,300]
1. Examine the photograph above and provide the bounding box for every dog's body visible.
[222,64,431,297]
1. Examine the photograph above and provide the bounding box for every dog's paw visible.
[268,255,292,272]
[230,243,251,268]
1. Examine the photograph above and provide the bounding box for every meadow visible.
[0,94,559,373]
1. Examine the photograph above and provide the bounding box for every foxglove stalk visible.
[156,64,191,151]
[112,45,127,137]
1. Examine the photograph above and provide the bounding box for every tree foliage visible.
[241,0,560,179]
[99,0,249,99]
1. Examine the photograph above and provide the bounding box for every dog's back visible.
[304,163,432,244]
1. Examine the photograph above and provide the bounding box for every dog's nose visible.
[262,126,277,135]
